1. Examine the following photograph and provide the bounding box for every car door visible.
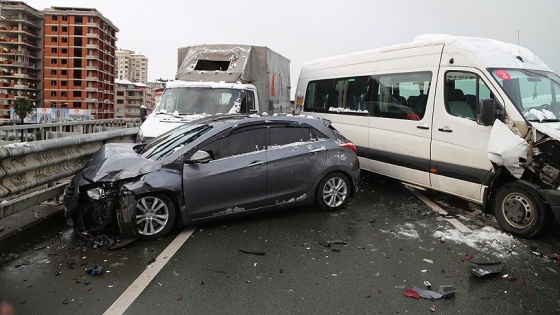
[183,125,268,219]
[266,122,328,204]
[430,69,505,202]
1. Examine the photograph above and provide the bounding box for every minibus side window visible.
[304,79,334,112]
[445,71,493,120]
[368,72,432,120]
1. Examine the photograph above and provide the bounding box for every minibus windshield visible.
[489,68,560,122]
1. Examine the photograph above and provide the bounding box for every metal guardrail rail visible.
[0,127,139,220]
[0,118,140,142]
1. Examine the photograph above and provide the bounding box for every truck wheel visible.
[136,194,176,240]
[493,182,553,238]
[315,172,350,212]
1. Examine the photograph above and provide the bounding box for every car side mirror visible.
[477,99,502,126]
[186,150,212,164]
[133,143,147,153]
[140,106,147,122]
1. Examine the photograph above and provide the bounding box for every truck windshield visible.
[154,87,243,115]
[489,68,560,122]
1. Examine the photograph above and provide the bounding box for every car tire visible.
[494,182,553,238]
[136,194,177,240]
[315,172,351,212]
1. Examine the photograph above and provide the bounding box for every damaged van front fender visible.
[487,120,529,179]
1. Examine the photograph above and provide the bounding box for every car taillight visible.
[339,141,357,153]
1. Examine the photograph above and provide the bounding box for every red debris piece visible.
[177,297,183,301]
[404,288,420,299]
[461,255,474,262]
[505,277,518,282]
[551,253,560,262]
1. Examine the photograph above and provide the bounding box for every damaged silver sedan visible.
[64,115,360,241]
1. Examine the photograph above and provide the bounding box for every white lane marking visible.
[405,186,448,215]
[103,228,196,315]
[445,218,472,233]
[406,186,472,233]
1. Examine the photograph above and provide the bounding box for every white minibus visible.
[296,34,560,238]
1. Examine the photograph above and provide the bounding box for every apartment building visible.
[115,78,149,118]
[0,1,43,119]
[116,48,148,84]
[43,6,118,119]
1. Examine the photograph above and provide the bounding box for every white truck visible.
[137,44,291,142]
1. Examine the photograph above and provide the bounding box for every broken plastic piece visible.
[413,286,443,300]
[430,304,436,313]
[551,253,560,262]
[438,285,456,298]
[470,262,503,277]
[404,288,420,299]
[461,255,474,261]
[423,281,431,288]
[423,259,434,264]
[86,264,103,276]
[239,248,265,256]
[318,240,348,247]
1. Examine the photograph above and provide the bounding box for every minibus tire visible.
[494,182,553,238]
[315,172,350,212]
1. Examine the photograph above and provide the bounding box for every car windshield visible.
[154,87,243,115]
[140,124,213,160]
[489,68,560,122]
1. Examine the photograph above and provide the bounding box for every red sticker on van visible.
[495,70,511,80]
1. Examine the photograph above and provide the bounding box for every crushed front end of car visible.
[63,173,139,247]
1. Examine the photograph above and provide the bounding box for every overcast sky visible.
[24,0,560,97]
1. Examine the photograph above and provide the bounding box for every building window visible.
[62,37,68,43]
[52,37,58,43]
[51,91,57,97]
[61,48,68,54]
[51,69,57,75]
[61,81,67,87]
[51,59,57,65]
[73,101,80,108]
[52,26,58,32]
[73,91,81,97]
[61,59,67,65]
[51,48,57,54]
[52,15,58,21]
[61,70,67,75]
[62,26,68,32]
[62,15,68,21]
[51,80,57,86]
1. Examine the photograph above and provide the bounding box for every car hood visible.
[82,143,163,182]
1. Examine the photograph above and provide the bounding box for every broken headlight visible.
[87,187,105,200]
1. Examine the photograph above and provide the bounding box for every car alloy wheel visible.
[136,195,170,237]
[316,172,350,212]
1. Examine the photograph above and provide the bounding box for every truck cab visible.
[137,81,259,143]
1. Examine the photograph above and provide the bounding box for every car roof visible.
[204,114,331,130]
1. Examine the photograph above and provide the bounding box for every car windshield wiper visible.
[527,118,560,122]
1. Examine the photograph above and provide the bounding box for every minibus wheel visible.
[494,182,552,238]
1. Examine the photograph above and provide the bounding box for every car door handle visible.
[417,123,429,130]
[310,147,326,154]
[437,126,453,133]
[247,161,266,167]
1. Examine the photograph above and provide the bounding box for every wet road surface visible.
[1,172,559,314]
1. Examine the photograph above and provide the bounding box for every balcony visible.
[86,54,98,59]
[87,33,100,39]
[86,44,99,49]
[85,98,97,103]
[85,87,98,92]
[86,66,99,70]
[85,76,98,81]
[14,84,29,89]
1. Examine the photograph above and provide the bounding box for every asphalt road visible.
[1,172,559,314]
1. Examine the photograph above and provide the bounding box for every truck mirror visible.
[477,99,497,126]
[140,106,147,122]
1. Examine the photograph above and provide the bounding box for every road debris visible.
[438,285,456,298]
[413,286,443,300]
[147,257,156,264]
[423,281,431,289]
[317,240,348,248]
[550,253,560,262]
[430,304,436,312]
[86,264,103,276]
[461,255,474,261]
[54,270,62,276]
[404,288,420,299]
[238,248,265,256]
[423,259,434,264]
[470,262,503,277]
